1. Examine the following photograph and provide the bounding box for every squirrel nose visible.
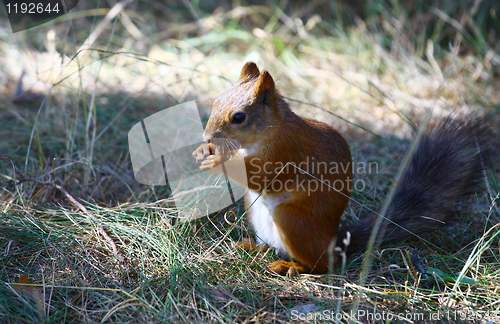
[203,120,212,142]
[202,130,216,143]
[202,132,211,143]
[203,129,225,143]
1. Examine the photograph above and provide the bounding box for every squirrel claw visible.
[192,143,215,164]
[193,142,232,172]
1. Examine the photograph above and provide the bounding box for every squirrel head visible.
[203,62,281,152]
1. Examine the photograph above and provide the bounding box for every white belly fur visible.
[246,190,287,255]
[238,142,259,157]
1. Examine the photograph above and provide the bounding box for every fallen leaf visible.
[13,274,45,318]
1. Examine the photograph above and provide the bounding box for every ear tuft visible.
[239,62,260,81]
[254,70,275,94]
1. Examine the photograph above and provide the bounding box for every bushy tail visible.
[338,117,488,255]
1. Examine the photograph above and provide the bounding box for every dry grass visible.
[0,1,499,323]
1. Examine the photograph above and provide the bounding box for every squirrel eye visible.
[231,112,246,124]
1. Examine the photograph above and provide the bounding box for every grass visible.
[0,0,499,323]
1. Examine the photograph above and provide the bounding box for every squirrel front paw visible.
[192,143,228,172]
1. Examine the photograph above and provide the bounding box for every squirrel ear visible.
[239,62,260,81]
[254,70,275,95]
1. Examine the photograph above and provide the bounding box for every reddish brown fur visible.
[199,62,352,274]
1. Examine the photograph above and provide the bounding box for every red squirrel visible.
[192,62,487,276]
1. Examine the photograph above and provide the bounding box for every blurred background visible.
[0,0,498,203]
